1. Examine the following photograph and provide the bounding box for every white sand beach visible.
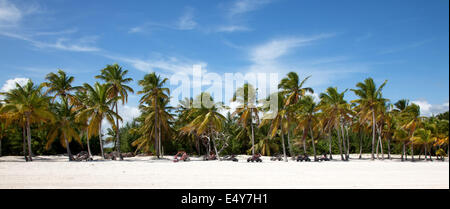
[0,154,448,189]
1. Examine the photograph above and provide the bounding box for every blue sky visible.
[0,0,449,123]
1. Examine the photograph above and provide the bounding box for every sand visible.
[0,154,448,189]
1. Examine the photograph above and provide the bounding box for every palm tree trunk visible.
[63,132,73,161]
[328,131,333,160]
[341,125,347,160]
[22,124,28,161]
[99,122,104,159]
[287,129,293,157]
[337,126,344,161]
[86,128,92,158]
[359,131,364,159]
[310,126,316,161]
[376,136,379,159]
[26,114,33,161]
[280,123,287,162]
[401,142,405,161]
[301,123,309,155]
[371,110,376,160]
[346,127,350,160]
[115,102,123,160]
[159,119,162,158]
[211,131,220,161]
[387,138,391,160]
[378,128,384,160]
[251,114,255,156]
[154,101,159,158]
[411,143,414,162]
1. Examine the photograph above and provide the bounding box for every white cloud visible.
[0,0,22,26]
[215,25,250,33]
[177,7,197,30]
[411,100,449,117]
[228,0,272,17]
[1,77,29,92]
[250,34,335,64]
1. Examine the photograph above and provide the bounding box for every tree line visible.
[0,65,448,162]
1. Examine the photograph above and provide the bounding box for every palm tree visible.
[296,95,318,160]
[232,83,259,156]
[42,69,81,160]
[181,92,226,159]
[95,64,134,159]
[73,88,93,157]
[42,69,81,103]
[138,72,169,158]
[260,92,288,162]
[279,72,313,156]
[0,81,54,161]
[46,100,83,160]
[319,87,351,160]
[401,103,421,161]
[76,82,121,159]
[351,78,388,160]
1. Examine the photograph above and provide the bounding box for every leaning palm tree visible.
[137,72,169,158]
[72,88,93,157]
[0,81,54,161]
[401,103,422,161]
[76,82,121,159]
[351,78,388,160]
[95,64,134,159]
[232,83,259,156]
[46,100,83,160]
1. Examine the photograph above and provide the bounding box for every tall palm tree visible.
[260,92,288,162]
[232,83,259,156]
[0,81,54,161]
[401,103,422,161]
[46,100,83,160]
[95,64,134,159]
[319,87,351,160]
[279,72,313,156]
[296,95,318,160]
[138,72,169,158]
[73,88,93,157]
[351,78,388,160]
[76,82,120,159]
[42,69,81,160]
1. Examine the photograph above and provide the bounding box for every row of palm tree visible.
[0,68,448,162]
[0,64,133,161]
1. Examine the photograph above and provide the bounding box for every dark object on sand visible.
[247,153,262,162]
[105,151,123,160]
[122,152,135,158]
[270,153,283,161]
[296,154,311,162]
[74,151,92,161]
[318,154,330,161]
[174,151,190,162]
[222,154,239,162]
[204,152,217,161]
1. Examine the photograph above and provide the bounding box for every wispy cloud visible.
[215,25,250,33]
[0,1,100,52]
[103,53,207,75]
[379,39,433,54]
[228,0,273,18]
[250,34,335,64]
[177,7,197,30]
